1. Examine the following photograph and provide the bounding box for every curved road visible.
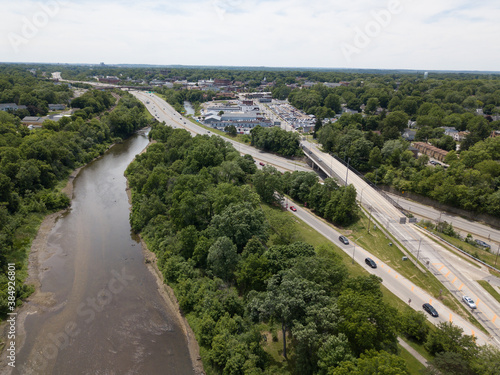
[132,90,500,348]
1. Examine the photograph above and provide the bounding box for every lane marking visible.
[452,277,457,283]
[411,286,414,292]
[449,314,453,322]
[458,283,464,290]
[493,315,497,323]
[438,265,445,271]
[445,271,451,277]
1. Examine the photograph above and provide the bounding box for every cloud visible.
[1,0,499,71]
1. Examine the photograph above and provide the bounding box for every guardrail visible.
[301,144,410,217]
[415,224,500,274]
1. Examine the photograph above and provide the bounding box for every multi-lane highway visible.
[131,90,312,173]
[302,140,500,347]
[49,76,500,347]
[386,192,500,248]
[131,90,499,347]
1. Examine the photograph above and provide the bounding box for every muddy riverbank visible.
[1,130,200,375]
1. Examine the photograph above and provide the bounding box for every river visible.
[183,101,195,116]
[5,130,195,375]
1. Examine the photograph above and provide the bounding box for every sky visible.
[1,0,499,71]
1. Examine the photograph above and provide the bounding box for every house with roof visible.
[0,103,27,111]
[48,104,66,111]
[412,142,449,162]
[402,129,417,141]
[441,127,459,139]
[22,116,45,126]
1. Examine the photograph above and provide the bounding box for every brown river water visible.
[2,130,195,375]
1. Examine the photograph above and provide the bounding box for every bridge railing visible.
[302,144,409,217]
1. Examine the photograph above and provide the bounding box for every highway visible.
[386,192,500,248]
[301,140,500,347]
[131,90,312,174]
[50,76,500,347]
[286,198,493,347]
[130,90,499,347]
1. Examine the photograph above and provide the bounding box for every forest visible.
[125,123,499,375]
[56,64,500,218]
[0,68,152,317]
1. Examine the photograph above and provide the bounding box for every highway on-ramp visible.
[132,90,500,348]
[301,141,500,347]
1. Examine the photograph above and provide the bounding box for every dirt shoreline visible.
[1,137,204,375]
[126,141,204,375]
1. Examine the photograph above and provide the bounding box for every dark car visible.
[365,257,377,268]
[475,239,491,249]
[290,206,297,212]
[259,162,265,166]
[339,235,349,245]
[423,303,439,317]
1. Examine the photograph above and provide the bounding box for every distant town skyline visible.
[2,0,499,72]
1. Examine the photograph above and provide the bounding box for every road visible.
[49,77,500,346]
[285,199,494,347]
[132,89,500,348]
[131,90,312,173]
[301,141,500,347]
[387,192,500,249]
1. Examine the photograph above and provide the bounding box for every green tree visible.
[249,270,329,359]
[209,202,269,251]
[225,125,237,136]
[207,236,239,281]
[253,165,283,205]
[425,322,478,360]
[400,307,429,343]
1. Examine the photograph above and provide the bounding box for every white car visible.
[462,296,477,309]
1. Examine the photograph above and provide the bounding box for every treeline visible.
[291,78,498,154]
[316,116,500,216]
[126,124,500,374]
[250,126,303,158]
[0,65,72,117]
[0,81,152,316]
[154,86,216,114]
[254,167,358,227]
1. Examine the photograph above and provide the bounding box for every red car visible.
[290,206,297,212]
[259,162,265,166]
